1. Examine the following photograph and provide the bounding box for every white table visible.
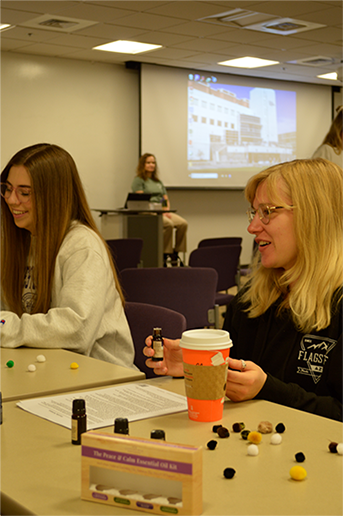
[1,376,342,515]
[1,348,145,402]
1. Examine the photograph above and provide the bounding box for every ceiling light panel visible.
[93,40,162,54]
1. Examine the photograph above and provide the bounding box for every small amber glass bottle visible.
[152,327,164,361]
[71,399,87,445]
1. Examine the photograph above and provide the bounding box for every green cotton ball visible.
[6,360,14,368]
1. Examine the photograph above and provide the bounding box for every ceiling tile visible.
[105,12,188,31]
[145,1,238,20]
[252,1,328,17]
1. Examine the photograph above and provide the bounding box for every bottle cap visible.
[114,417,129,434]
[150,429,166,440]
[72,399,86,414]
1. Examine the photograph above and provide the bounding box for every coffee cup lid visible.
[179,329,232,350]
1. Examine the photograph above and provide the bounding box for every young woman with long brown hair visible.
[1,143,135,367]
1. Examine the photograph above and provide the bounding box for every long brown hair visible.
[1,143,124,314]
[321,106,343,154]
[136,153,160,181]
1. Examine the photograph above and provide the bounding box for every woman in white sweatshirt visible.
[0,143,135,368]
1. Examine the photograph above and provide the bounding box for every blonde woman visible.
[144,158,343,421]
[1,143,136,368]
[312,106,343,167]
[132,153,188,266]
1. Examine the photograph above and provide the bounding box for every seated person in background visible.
[132,153,187,266]
[312,106,342,167]
[1,143,136,369]
[144,158,342,421]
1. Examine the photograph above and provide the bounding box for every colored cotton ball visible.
[241,429,250,440]
[212,424,222,433]
[36,354,46,363]
[6,360,14,368]
[336,443,343,455]
[217,426,230,438]
[290,466,307,481]
[247,444,259,456]
[270,433,282,445]
[295,452,306,463]
[223,467,236,479]
[275,422,286,433]
[70,362,79,369]
[257,421,273,434]
[232,422,245,433]
[207,440,218,450]
[248,431,262,444]
[329,442,338,453]
[27,364,36,372]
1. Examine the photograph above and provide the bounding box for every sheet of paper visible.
[17,383,188,430]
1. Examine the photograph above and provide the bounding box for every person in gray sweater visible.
[1,143,135,369]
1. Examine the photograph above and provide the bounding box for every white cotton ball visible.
[336,443,343,455]
[36,354,46,363]
[247,444,259,456]
[271,433,282,445]
[28,364,36,372]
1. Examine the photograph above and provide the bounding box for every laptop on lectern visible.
[125,193,152,210]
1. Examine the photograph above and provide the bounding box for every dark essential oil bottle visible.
[114,417,129,435]
[71,399,87,445]
[151,327,164,361]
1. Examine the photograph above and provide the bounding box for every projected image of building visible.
[188,81,296,171]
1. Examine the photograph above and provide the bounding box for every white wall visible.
[168,189,254,264]
[1,52,139,212]
[3,51,335,265]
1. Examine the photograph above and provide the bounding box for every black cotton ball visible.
[223,467,236,479]
[275,422,286,433]
[295,452,306,463]
[207,440,218,450]
[212,424,222,433]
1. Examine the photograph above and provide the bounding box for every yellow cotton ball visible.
[247,431,262,444]
[290,466,307,481]
[70,362,79,369]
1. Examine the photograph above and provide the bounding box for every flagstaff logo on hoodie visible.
[297,335,337,384]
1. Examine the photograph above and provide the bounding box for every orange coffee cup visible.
[179,329,233,422]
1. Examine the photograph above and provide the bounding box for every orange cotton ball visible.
[247,431,262,444]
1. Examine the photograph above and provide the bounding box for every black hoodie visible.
[223,289,342,421]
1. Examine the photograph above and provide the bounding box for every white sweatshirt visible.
[0,223,136,369]
[312,144,343,167]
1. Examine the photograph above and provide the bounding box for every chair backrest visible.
[188,244,241,292]
[120,267,218,330]
[125,301,187,378]
[198,237,242,248]
[106,238,143,273]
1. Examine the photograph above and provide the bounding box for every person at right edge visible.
[312,105,342,167]
[144,158,342,422]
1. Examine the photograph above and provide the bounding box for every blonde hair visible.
[242,158,343,333]
[1,143,124,315]
[321,106,342,154]
[136,153,160,181]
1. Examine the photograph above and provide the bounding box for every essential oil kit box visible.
[81,431,203,515]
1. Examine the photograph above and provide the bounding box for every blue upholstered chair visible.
[121,267,218,330]
[188,244,242,328]
[125,301,187,378]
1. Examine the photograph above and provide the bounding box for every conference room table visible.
[1,348,145,402]
[1,376,342,516]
